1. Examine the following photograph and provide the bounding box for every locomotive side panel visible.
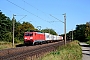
[24,32,45,45]
[34,32,45,42]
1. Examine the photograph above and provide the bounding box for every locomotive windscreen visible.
[29,33,33,36]
[25,33,33,36]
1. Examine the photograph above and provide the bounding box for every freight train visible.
[24,32,63,45]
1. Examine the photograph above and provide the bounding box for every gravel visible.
[80,42,90,60]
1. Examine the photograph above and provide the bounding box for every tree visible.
[0,11,12,41]
[41,28,57,35]
[15,22,35,41]
[85,22,90,40]
[75,24,86,42]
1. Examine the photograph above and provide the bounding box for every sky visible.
[0,0,90,35]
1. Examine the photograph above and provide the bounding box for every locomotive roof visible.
[25,32,44,34]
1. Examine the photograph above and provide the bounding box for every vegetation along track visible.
[0,40,70,60]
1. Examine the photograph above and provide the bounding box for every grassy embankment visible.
[39,40,82,60]
[0,41,23,50]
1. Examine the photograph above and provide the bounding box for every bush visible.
[14,37,21,43]
[86,40,90,45]
[86,36,90,41]
[4,32,12,42]
[40,40,82,60]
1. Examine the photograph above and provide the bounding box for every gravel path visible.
[80,42,90,60]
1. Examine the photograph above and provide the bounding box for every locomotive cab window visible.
[25,33,33,36]
[25,33,29,36]
[29,33,33,36]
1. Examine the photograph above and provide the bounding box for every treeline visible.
[0,11,36,43]
[65,23,90,42]
[0,11,57,43]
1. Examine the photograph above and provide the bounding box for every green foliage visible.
[86,36,90,41]
[50,51,60,55]
[86,40,90,45]
[0,45,7,50]
[14,37,21,43]
[0,41,10,45]
[74,24,86,42]
[1,10,90,46]
[65,24,87,42]
[40,41,82,60]
[4,32,12,42]
[15,22,35,41]
[0,11,12,41]
[0,41,12,50]
[0,11,35,43]
[73,23,90,42]
[41,28,57,35]
[85,22,90,37]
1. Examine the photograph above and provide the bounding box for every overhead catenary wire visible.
[22,0,39,11]
[50,14,64,23]
[6,0,61,34]
[6,0,50,23]
[18,15,27,22]
[22,0,51,18]
[6,0,35,17]
[22,0,55,22]
[0,7,27,21]
[21,0,63,26]
[21,0,60,27]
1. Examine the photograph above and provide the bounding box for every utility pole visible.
[63,13,66,45]
[12,14,26,47]
[50,13,67,45]
[72,29,73,41]
[12,14,16,48]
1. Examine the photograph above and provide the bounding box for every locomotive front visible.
[24,32,34,45]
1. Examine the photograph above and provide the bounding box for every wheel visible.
[40,42,42,45]
[31,42,35,46]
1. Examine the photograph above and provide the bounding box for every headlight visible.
[30,37,33,39]
[24,38,27,39]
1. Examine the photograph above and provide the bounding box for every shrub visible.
[14,37,21,43]
[86,40,90,45]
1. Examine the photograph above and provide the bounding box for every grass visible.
[39,40,82,60]
[0,41,12,50]
[0,41,23,50]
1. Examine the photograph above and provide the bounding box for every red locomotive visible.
[24,32,63,45]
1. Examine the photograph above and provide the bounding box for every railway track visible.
[0,40,70,60]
